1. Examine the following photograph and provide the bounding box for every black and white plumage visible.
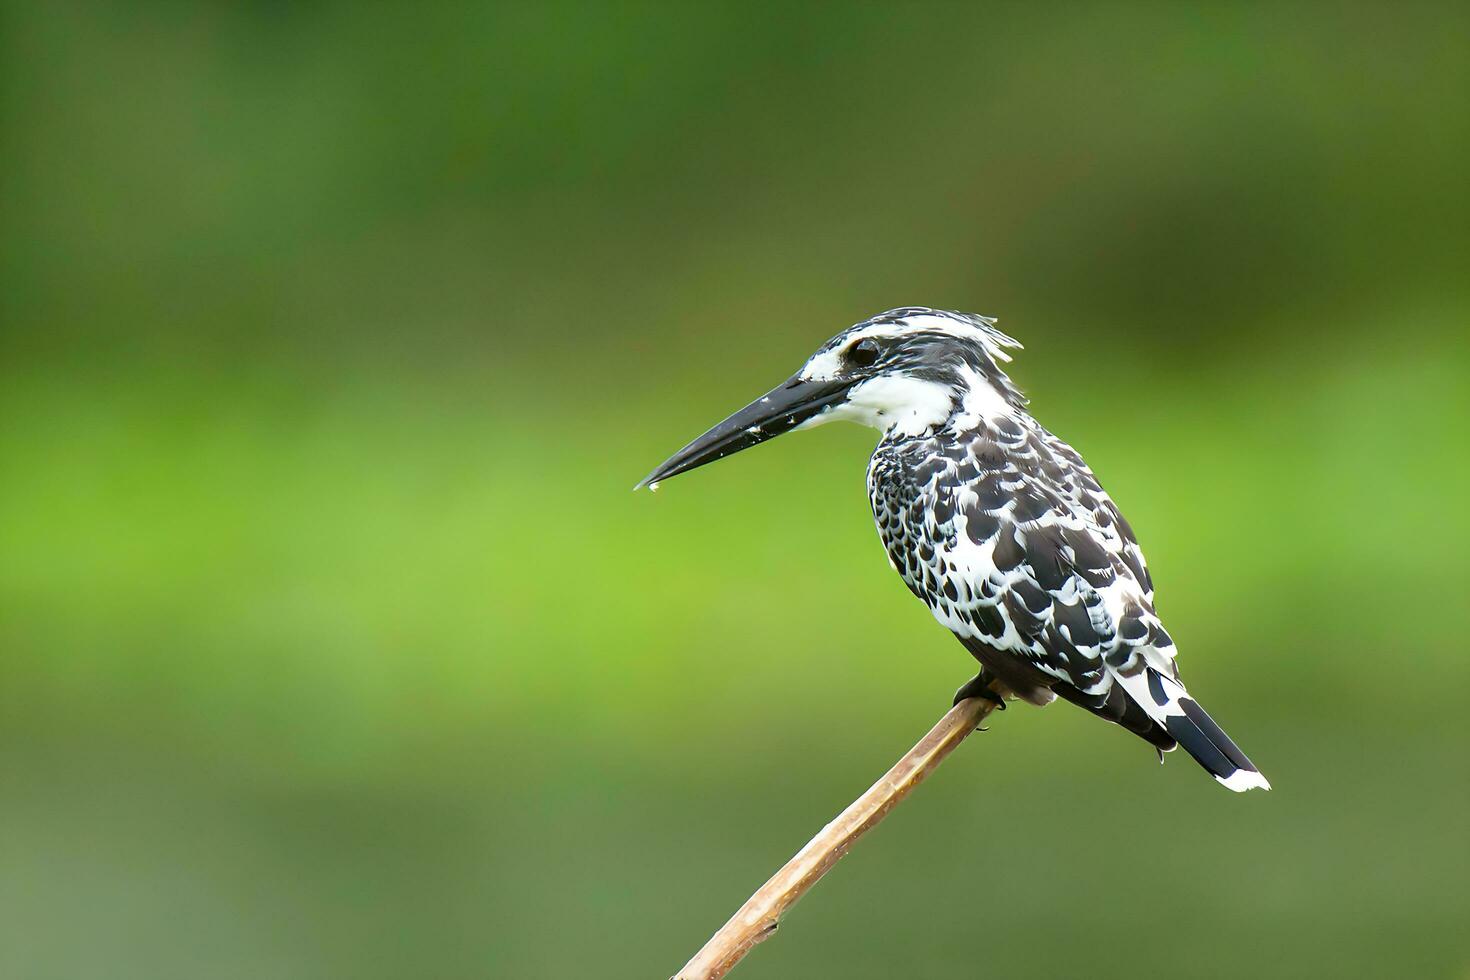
[639,308,1268,791]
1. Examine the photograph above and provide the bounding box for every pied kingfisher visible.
[639,307,1268,792]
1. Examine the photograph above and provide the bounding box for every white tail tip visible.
[1217,769,1272,792]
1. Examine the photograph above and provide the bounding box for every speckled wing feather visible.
[868,414,1184,746]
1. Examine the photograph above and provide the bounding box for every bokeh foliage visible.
[2,2,1467,977]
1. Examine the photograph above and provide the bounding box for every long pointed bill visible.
[636,375,853,490]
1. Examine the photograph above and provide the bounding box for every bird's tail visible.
[1112,666,1270,792]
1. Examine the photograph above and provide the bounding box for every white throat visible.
[798,375,956,437]
[797,367,1018,438]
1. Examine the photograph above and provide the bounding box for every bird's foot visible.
[952,672,1007,711]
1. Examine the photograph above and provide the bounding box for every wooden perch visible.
[673,695,1001,980]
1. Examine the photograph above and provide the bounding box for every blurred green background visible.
[3,2,1468,978]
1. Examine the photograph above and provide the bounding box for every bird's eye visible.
[847,339,882,369]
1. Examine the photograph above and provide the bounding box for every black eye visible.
[847,339,882,368]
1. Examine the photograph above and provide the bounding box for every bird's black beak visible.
[636,375,853,490]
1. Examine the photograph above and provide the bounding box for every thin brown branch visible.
[673,695,1000,980]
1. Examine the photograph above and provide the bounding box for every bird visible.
[637,307,1269,792]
